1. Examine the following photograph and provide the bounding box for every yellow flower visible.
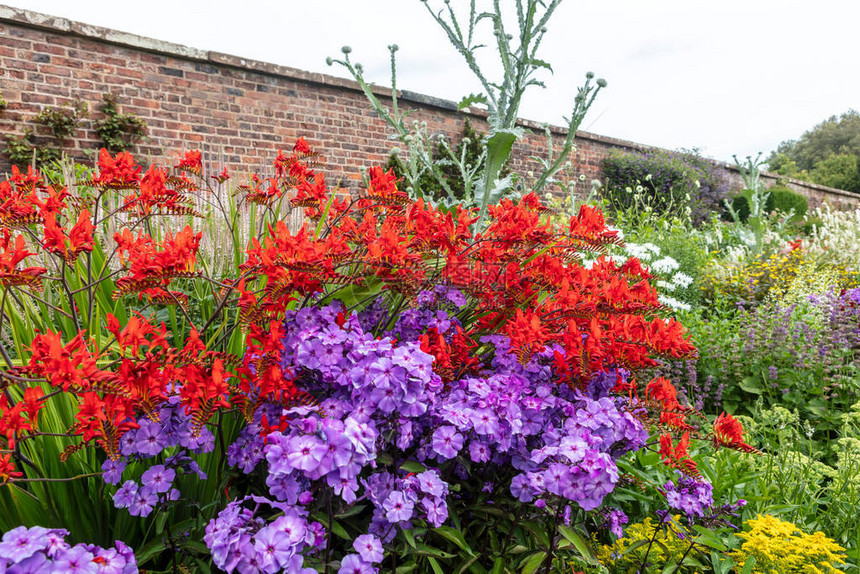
[730,514,845,573]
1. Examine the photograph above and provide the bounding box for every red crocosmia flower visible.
[21,387,45,429]
[713,412,758,453]
[27,331,102,392]
[294,137,311,155]
[41,210,94,263]
[9,165,43,191]
[506,309,548,363]
[0,396,30,448]
[0,454,22,483]
[0,230,47,289]
[94,149,142,188]
[658,432,699,476]
[177,150,203,172]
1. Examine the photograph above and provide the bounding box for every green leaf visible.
[529,58,553,73]
[427,556,445,574]
[434,526,475,556]
[739,377,764,395]
[519,551,546,574]
[458,93,489,110]
[329,519,350,540]
[558,524,598,565]
[400,461,427,474]
[691,525,727,551]
[741,556,756,574]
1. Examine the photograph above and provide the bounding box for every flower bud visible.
[341,46,352,54]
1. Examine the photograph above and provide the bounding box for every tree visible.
[767,110,860,193]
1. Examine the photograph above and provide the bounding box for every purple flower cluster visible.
[204,496,322,574]
[336,534,384,573]
[0,526,136,573]
[264,407,378,505]
[664,474,714,518]
[362,470,450,541]
[118,395,215,459]
[102,395,213,516]
[214,301,650,568]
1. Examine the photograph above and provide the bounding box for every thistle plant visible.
[330,0,606,227]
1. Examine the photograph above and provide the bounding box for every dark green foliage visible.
[4,130,61,169]
[33,99,88,145]
[601,148,730,224]
[94,94,148,153]
[768,185,807,220]
[4,100,87,169]
[0,91,7,112]
[768,110,860,193]
[810,153,860,192]
[385,118,488,203]
[727,186,807,223]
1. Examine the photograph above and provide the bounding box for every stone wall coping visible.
[1,4,857,201]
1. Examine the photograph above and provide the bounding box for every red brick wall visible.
[1,6,858,209]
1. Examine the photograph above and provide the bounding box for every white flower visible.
[656,279,677,292]
[651,256,680,274]
[671,272,694,288]
[658,294,691,312]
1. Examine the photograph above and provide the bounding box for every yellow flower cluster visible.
[730,514,846,573]
[701,248,858,307]
[597,517,698,573]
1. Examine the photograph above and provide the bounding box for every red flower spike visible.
[712,412,758,453]
[176,150,203,173]
[93,149,142,189]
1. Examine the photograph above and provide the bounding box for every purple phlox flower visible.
[53,545,98,574]
[469,440,491,463]
[353,534,383,563]
[471,408,499,436]
[338,553,376,574]
[101,459,126,485]
[253,527,294,572]
[382,491,415,523]
[421,496,449,527]
[414,470,447,498]
[270,513,308,546]
[133,419,167,457]
[432,426,463,460]
[0,526,48,564]
[558,435,588,464]
[112,481,138,509]
[287,435,329,472]
[128,487,158,518]
[140,465,175,494]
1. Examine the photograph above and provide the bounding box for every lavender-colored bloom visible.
[432,426,463,460]
[101,459,126,485]
[253,527,294,572]
[0,526,47,563]
[382,491,414,523]
[353,534,383,563]
[128,487,158,518]
[664,474,714,518]
[287,435,329,472]
[338,554,376,574]
[140,465,175,494]
[112,481,138,509]
[52,545,98,573]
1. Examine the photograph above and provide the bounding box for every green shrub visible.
[600,148,730,224]
[725,186,807,223]
[768,185,808,220]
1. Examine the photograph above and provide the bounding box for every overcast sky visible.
[5,0,859,163]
